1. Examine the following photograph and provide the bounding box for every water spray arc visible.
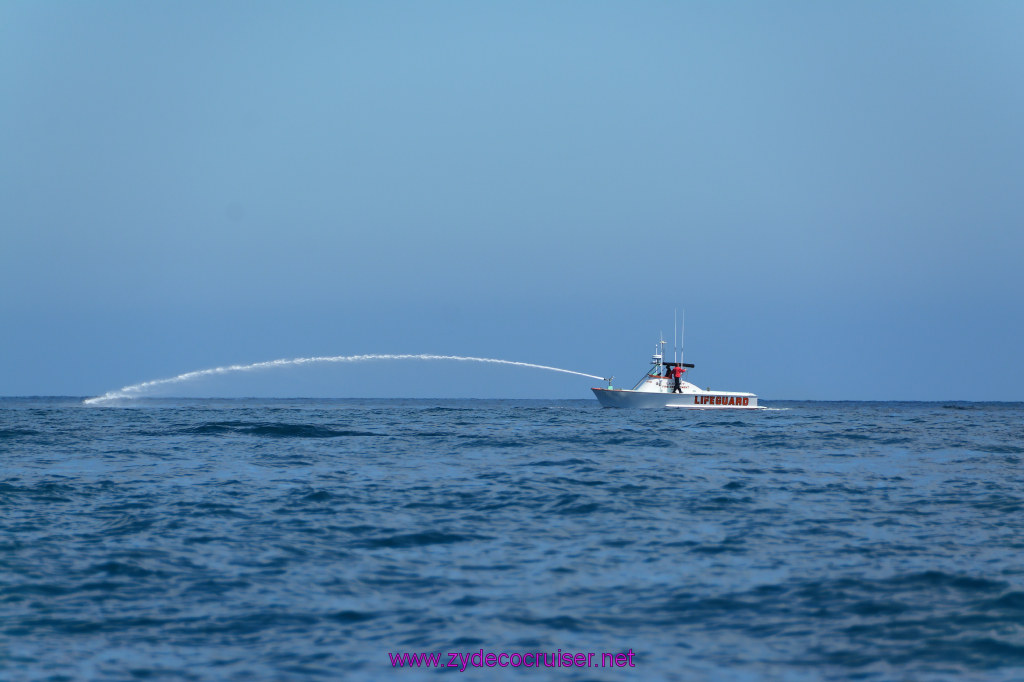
[83,354,606,405]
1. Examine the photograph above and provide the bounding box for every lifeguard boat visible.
[592,337,764,409]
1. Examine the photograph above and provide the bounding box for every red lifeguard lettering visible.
[743,397,749,406]
[693,396,699,404]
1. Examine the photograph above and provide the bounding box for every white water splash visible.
[83,354,605,405]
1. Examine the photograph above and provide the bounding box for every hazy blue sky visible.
[2,2,1022,400]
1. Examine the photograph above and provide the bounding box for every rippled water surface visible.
[2,398,1023,680]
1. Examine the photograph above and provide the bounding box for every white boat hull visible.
[592,387,762,409]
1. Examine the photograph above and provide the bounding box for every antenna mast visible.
[674,309,678,364]
[680,309,685,367]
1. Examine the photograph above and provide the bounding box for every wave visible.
[184,422,380,438]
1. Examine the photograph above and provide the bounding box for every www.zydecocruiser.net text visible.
[388,649,637,671]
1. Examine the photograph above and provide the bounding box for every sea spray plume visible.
[83,354,606,405]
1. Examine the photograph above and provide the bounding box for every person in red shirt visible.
[673,365,683,393]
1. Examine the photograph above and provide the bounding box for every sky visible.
[2,1,1022,401]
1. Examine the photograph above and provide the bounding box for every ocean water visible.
[2,398,1023,681]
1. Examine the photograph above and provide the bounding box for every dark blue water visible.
[2,398,1023,680]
